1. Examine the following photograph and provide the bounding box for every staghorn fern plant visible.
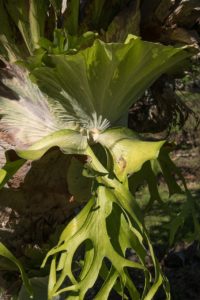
[0,35,192,299]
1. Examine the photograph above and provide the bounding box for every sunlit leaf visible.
[32,36,190,132]
[0,157,25,189]
[43,187,149,300]
[17,129,88,160]
[99,127,165,181]
[0,169,6,184]
[0,33,192,300]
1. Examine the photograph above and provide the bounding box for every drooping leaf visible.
[168,190,200,246]
[0,243,32,297]
[98,127,165,181]
[42,187,149,300]
[100,171,170,300]
[129,160,163,210]
[0,156,25,189]
[17,129,88,160]
[158,147,184,195]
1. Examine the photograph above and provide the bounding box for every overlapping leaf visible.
[32,36,190,131]
[0,243,32,297]
[17,129,88,160]
[42,186,168,300]
[0,35,192,300]
[0,156,25,188]
[98,127,165,181]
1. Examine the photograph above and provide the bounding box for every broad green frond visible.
[17,129,88,160]
[32,36,190,132]
[0,37,190,151]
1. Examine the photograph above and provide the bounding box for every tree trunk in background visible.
[140,0,200,45]
[78,0,200,45]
